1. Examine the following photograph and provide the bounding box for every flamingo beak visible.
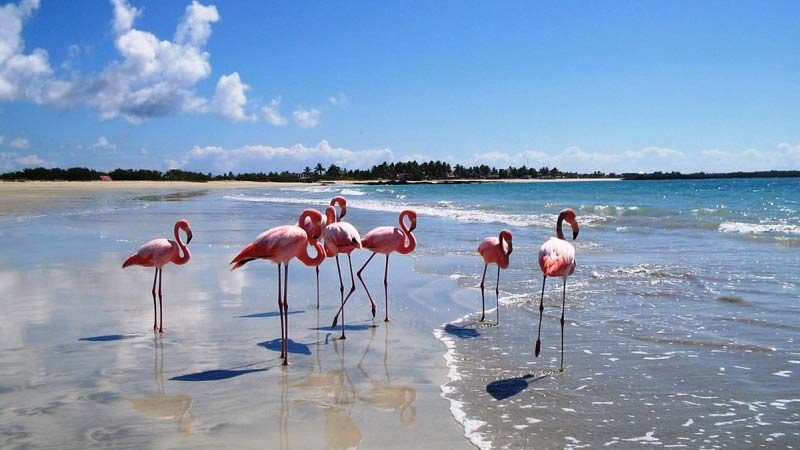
[572,225,579,240]
[340,208,347,219]
[409,222,417,232]
[186,230,193,244]
[507,243,513,255]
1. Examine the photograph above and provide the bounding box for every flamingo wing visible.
[123,239,175,268]
[323,222,362,255]
[362,226,403,253]
[231,225,306,268]
[538,237,576,278]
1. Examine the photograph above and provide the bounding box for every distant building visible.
[395,173,411,182]
[99,175,112,182]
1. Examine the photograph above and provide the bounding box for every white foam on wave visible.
[434,315,493,450]
[339,188,366,196]
[719,221,800,235]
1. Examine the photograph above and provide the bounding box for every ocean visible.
[1,178,798,449]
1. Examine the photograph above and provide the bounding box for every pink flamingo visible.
[230,209,325,365]
[535,208,579,371]
[477,230,513,324]
[322,205,364,339]
[353,210,417,323]
[122,219,193,333]
[303,196,347,309]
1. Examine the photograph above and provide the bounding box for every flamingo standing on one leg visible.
[354,210,417,323]
[534,208,579,372]
[477,230,512,324]
[322,206,363,339]
[122,219,193,333]
[303,196,347,309]
[230,209,325,365]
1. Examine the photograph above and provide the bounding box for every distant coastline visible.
[1,165,797,184]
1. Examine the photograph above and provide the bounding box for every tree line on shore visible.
[0,163,797,182]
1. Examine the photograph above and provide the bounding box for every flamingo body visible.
[477,230,512,323]
[355,210,417,322]
[323,205,363,338]
[230,209,325,365]
[538,237,575,279]
[303,196,347,309]
[534,208,579,371]
[122,219,192,332]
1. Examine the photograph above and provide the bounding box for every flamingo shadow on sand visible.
[171,367,268,382]
[79,334,140,342]
[237,310,306,319]
[258,338,312,355]
[486,373,550,401]
[443,323,481,339]
[311,322,376,332]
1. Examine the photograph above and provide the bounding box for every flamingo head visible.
[558,208,579,240]
[402,209,417,232]
[176,219,193,243]
[330,196,347,220]
[299,209,324,239]
[499,229,513,255]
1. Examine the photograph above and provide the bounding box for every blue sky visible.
[1,0,798,174]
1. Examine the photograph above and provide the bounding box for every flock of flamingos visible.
[122,195,580,370]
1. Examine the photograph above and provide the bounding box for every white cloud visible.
[0,136,4,145]
[0,0,257,123]
[262,97,288,126]
[329,92,347,107]
[465,144,800,174]
[213,72,255,122]
[8,137,30,148]
[174,1,219,46]
[178,140,394,172]
[292,106,320,128]
[1,150,50,170]
[14,154,44,165]
[91,136,117,150]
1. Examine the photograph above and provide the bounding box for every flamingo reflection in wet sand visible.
[230,209,325,365]
[303,196,348,309]
[353,210,417,323]
[535,208,579,371]
[122,219,193,333]
[322,205,364,339]
[477,229,512,324]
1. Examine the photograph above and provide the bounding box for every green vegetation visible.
[1,163,796,183]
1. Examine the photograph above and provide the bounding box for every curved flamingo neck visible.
[398,211,416,254]
[325,206,337,225]
[330,196,347,221]
[173,222,191,265]
[499,230,512,257]
[297,239,325,267]
[556,215,566,240]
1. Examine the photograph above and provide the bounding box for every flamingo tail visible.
[122,254,145,268]
[230,244,258,271]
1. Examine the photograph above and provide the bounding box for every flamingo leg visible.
[479,263,487,322]
[334,255,347,339]
[341,254,357,312]
[157,268,164,333]
[277,263,285,360]
[383,254,391,322]
[356,252,378,318]
[283,263,290,366]
[560,280,566,372]
[495,265,501,325]
[535,276,547,357]
[315,265,320,309]
[151,268,158,330]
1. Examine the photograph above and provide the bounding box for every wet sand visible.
[0,186,475,449]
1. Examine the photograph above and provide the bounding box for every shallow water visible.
[1,179,799,449]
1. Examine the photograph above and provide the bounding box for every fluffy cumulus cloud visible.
[90,136,117,150]
[8,137,30,149]
[0,0,54,103]
[1,150,50,170]
[176,140,394,172]
[292,106,320,128]
[466,144,800,174]
[213,72,255,122]
[262,97,288,126]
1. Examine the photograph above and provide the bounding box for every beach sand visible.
[0,183,475,450]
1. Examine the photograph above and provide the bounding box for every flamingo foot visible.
[157,327,166,333]
[371,304,377,318]
[282,358,291,366]
[384,317,392,323]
